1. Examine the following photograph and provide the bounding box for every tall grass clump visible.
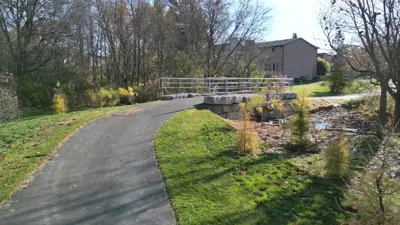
[324,134,350,179]
[235,96,263,155]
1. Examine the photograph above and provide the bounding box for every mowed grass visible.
[292,81,331,97]
[0,105,137,203]
[292,79,378,97]
[155,109,348,225]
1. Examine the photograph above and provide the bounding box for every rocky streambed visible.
[229,106,377,149]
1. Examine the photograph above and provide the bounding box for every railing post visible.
[160,78,164,96]
[179,79,182,94]
[206,78,210,95]
[224,79,228,94]
[196,79,199,94]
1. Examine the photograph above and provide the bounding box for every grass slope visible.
[0,105,136,203]
[155,109,348,225]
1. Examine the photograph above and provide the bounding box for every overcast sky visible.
[264,0,329,52]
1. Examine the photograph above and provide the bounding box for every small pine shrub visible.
[324,135,349,178]
[52,93,68,114]
[324,67,348,93]
[290,94,311,146]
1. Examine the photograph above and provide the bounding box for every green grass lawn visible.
[155,109,348,225]
[292,79,377,97]
[0,105,137,203]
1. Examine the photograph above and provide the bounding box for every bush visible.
[118,87,134,105]
[290,94,312,146]
[97,88,119,107]
[52,93,68,114]
[19,82,52,107]
[324,67,348,93]
[299,76,309,82]
[0,86,19,120]
[86,89,100,108]
[135,80,159,103]
[342,96,394,117]
[324,135,349,179]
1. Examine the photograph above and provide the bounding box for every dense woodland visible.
[0,0,271,109]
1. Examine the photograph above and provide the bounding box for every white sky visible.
[264,0,329,52]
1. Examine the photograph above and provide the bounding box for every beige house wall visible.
[257,46,284,73]
[283,40,317,79]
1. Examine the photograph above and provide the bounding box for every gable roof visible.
[318,53,332,57]
[257,38,318,49]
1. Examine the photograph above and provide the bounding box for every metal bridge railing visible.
[159,77,294,96]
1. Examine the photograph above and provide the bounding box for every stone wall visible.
[202,93,296,121]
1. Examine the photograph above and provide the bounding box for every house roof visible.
[317,53,332,57]
[257,38,319,49]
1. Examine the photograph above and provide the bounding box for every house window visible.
[265,63,271,71]
[272,47,275,52]
[265,63,281,72]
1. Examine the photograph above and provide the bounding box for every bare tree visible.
[0,0,74,79]
[320,0,400,127]
[201,0,271,77]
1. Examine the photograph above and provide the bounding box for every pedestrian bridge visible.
[159,77,294,98]
[159,77,297,121]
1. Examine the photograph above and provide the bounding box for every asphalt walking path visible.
[0,97,203,225]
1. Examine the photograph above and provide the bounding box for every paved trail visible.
[0,98,203,225]
[312,93,377,100]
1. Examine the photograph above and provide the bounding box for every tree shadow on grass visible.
[199,175,348,225]
[163,147,349,224]
[193,103,211,111]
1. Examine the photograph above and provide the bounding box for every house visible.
[215,37,318,79]
[256,38,318,79]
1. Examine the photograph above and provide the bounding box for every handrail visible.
[159,77,294,96]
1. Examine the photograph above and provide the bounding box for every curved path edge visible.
[0,98,203,225]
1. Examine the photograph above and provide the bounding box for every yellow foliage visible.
[324,136,349,178]
[118,88,129,97]
[98,88,119,107]
[118,87,135,97]
[255,106,263,114]
[128,87,134,96]
[52,93,67,114]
